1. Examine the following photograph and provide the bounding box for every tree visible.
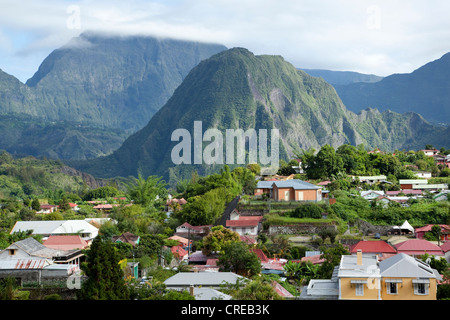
[202,225,240,256]
[318,244,349,279]
[31,198,41,211]
[78,237,130,300]
[126,174,167,208]
[58,196,71,212]
[233,279,282,300]
[217,241,261,277]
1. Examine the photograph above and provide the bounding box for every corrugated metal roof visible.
[0,259,50,270]
[164,272,246,287]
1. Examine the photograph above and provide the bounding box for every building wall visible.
[272,186,320,201]
[230,226,257,236]
[380,277,437,300]
[339,277,380,300]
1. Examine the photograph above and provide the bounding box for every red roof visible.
[171,245,188,258]
[240,235,257,245]
[239,216,263,222]
[441,241,450,253]
[178,222,212,232]
[299,254,325,265]
[43,235,89,250]
[226,220,259,227]
[395,239,444,255]
[350,240,397,254]
[415,224,450,233]
[250,248,270,263]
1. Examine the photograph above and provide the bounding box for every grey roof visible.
[164,272,247,287]
[379,253,442,280]
[193,288,232,300]
[257,179,320,190]
[7,237,68,259]
[11,220,98,236]
[337,254,380,279]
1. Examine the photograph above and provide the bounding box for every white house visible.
[10,220,99,241]
[360,190,385,200]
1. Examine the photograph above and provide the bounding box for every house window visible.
[8,249,16,256]
[387,282,398,294]
[355,283,364,296]
[414,283,429,295]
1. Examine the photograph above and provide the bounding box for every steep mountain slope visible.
[71,48,448,182]
[0,32,226,159]
[335,52,450,125]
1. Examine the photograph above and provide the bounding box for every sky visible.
[1,0,450,83]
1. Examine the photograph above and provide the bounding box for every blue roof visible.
[257,179,320,190]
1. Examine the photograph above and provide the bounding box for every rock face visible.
[58,166,107,189]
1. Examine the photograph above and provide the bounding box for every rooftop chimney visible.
[357,249,363,265]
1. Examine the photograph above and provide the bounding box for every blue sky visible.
[1,0,450,83]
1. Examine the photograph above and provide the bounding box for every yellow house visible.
[300,250,442,300]
[379,253,441,300]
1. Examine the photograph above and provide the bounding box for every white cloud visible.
[1,0,449,81]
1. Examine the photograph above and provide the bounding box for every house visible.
[414,171,432,179]
[399,179,427,189]
[415,224,450,241]
[0,237,83,285]
[225,210,263,236]
[43,235,89,251]
[175,222,212,239]
[37,204,58,214]
[163,272,247,290]
[93,204,114,212]
[360,190,385,200]
[300,250,442,300]
[434,191,450,201]
[420,149,439,156]
[356,175,387,184]
[112,232,140,247]
[254,181,274,197]
[349,240,397,260]
[394,239,444,257]
[168,235,192,251]
[379,253,442,300]
[170,245,189,262]
[10,220,99,241]
[250,248,286,275]
[255,179,322,201]
[69,203,79,211]
[226,219,259,236]
[399,179,448,191]
[255,179,323,202]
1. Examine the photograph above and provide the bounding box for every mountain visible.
[334,52,450,125]
[69,48,448,183]
[300,69,383,86]
[0,32,226,159]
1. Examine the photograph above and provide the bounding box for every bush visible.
[288,203,323,219]
[44,293,61,300]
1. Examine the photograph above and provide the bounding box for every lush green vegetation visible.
[0,142,448,300]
